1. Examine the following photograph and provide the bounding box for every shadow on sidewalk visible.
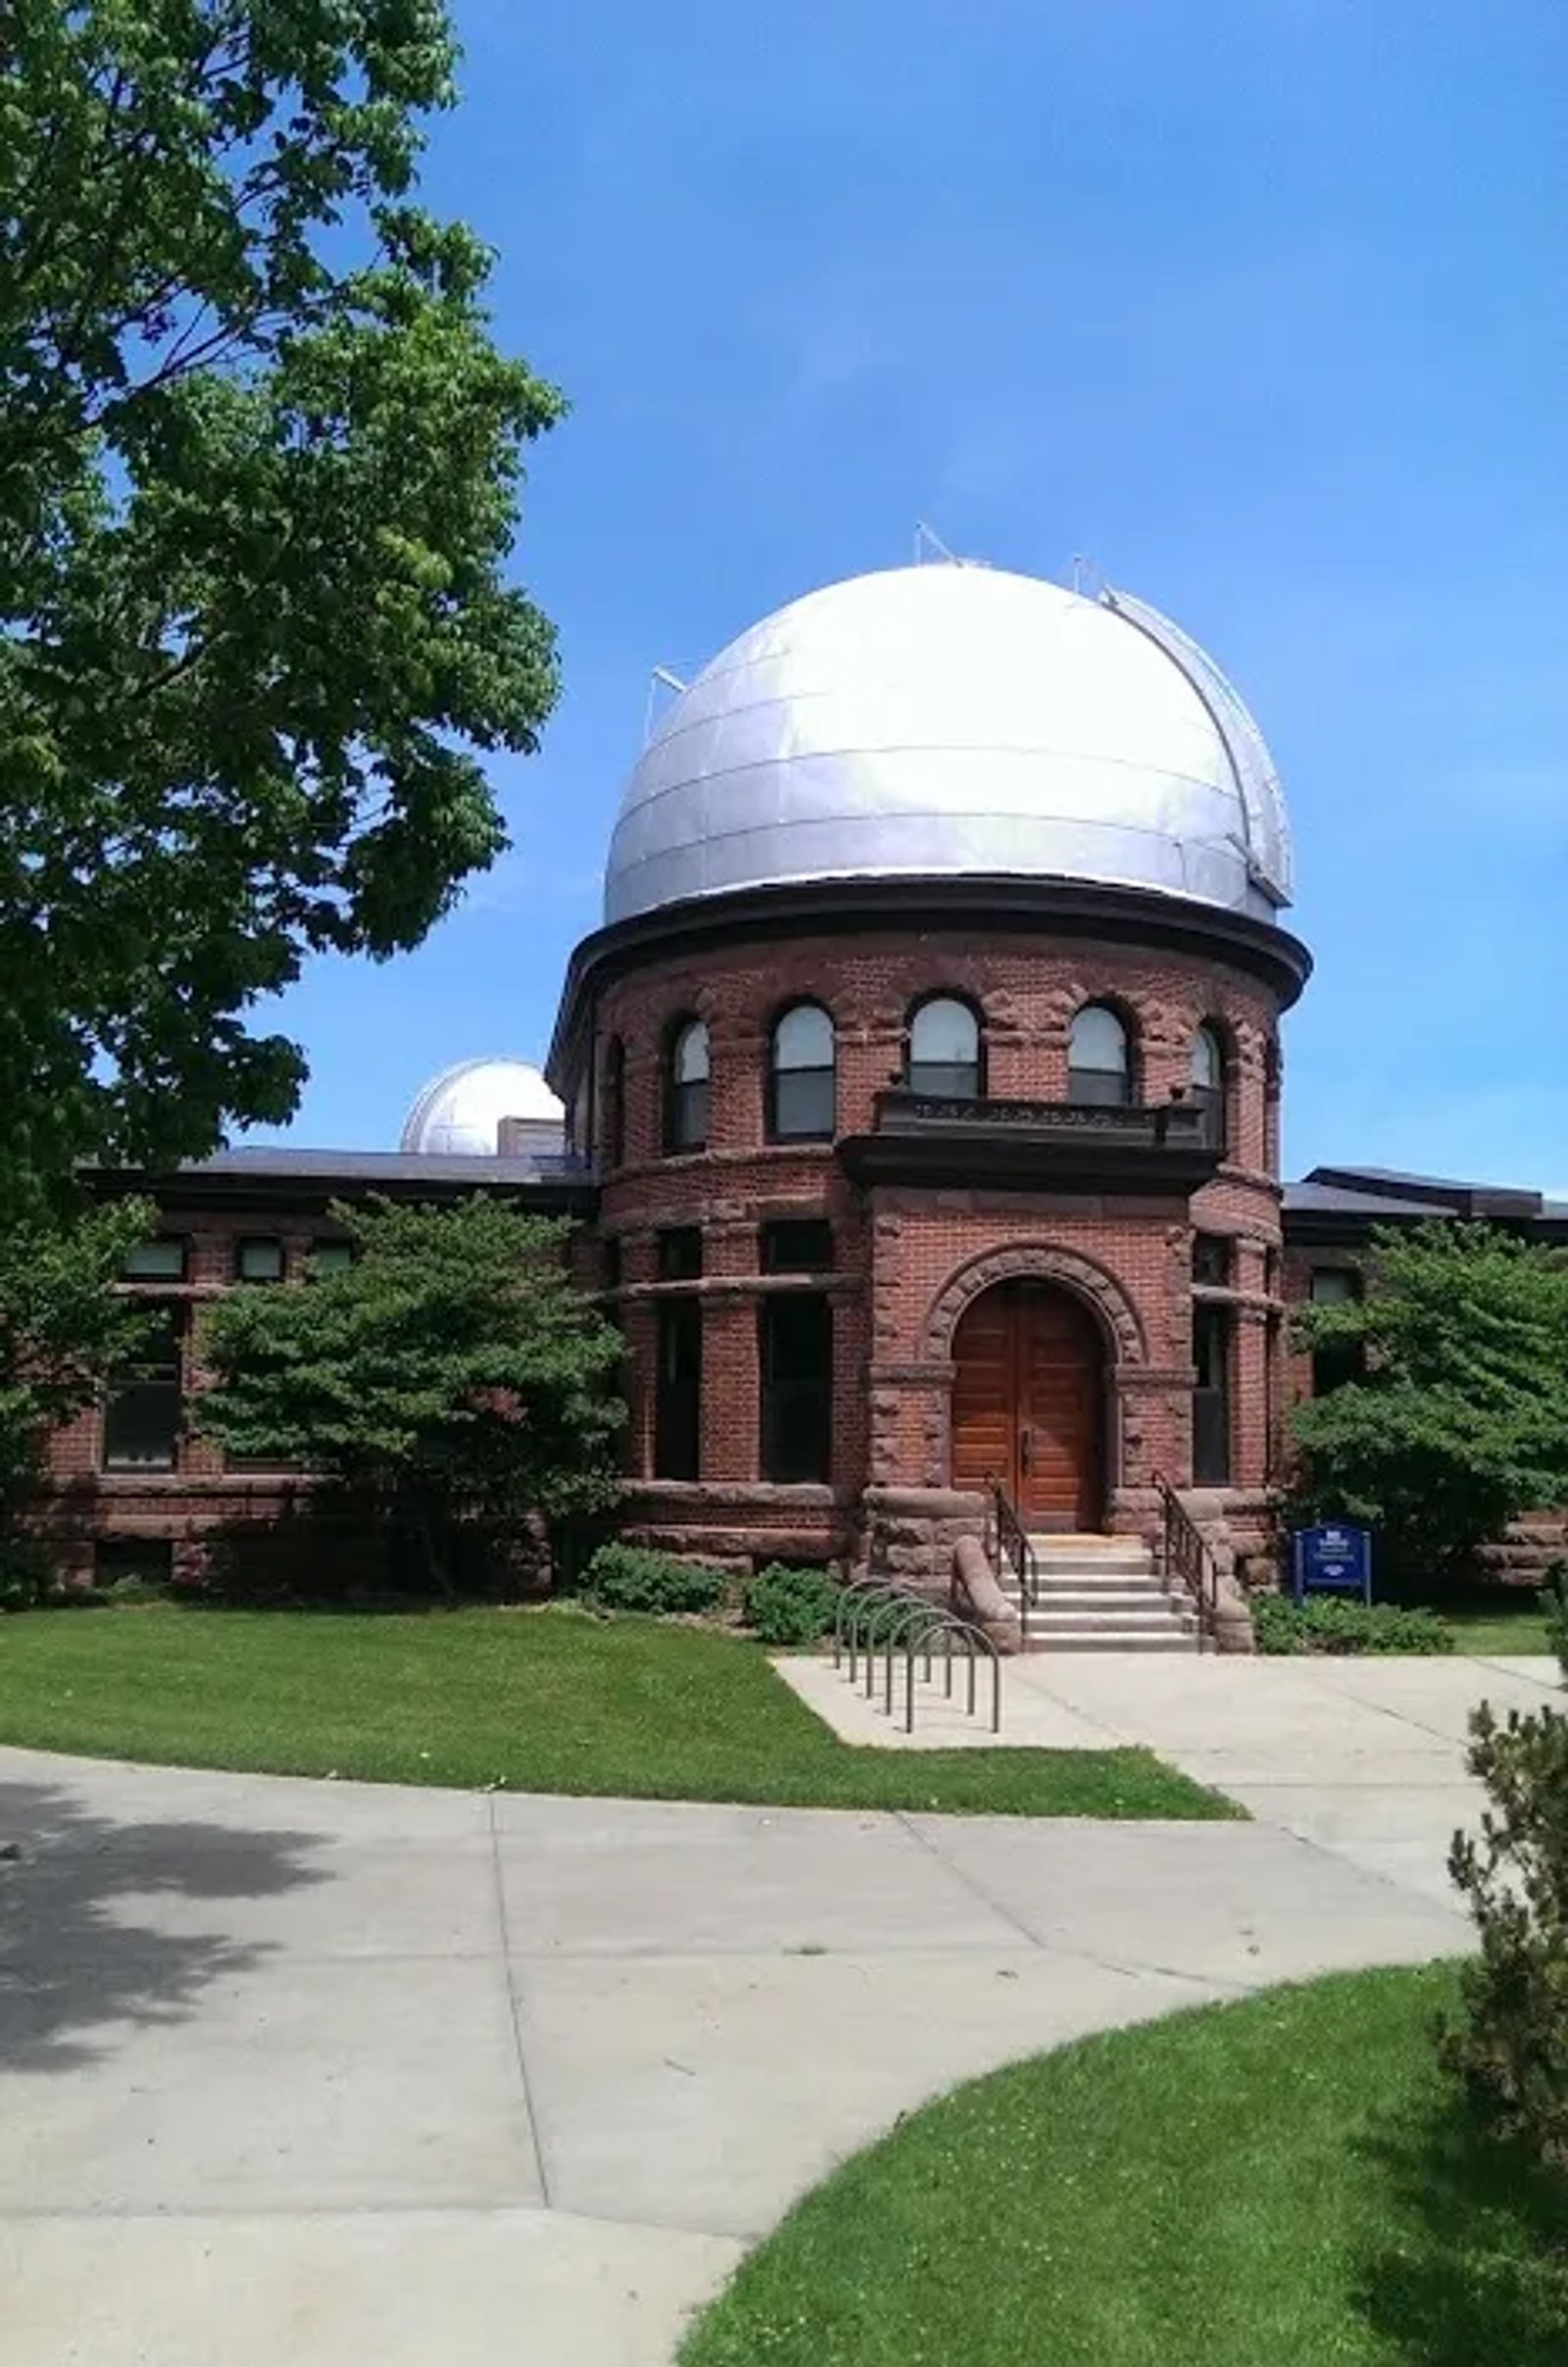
[0,1780,327,2073]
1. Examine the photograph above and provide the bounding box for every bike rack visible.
[832,1577,1003,1735]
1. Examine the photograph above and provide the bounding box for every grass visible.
[0,1604,1232,1818]
[1445,1604,1554,1656]
[682,1963,1568,2367]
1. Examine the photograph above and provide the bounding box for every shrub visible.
[743,1564,846,1647]
[1443,1569,1568,2167]
[1251,1594,1454,1655]
[580,1543,727,1617]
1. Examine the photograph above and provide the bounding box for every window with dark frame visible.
[1068,1004,1132,1107]
[665,1018,710,1151]
[657,1227,703,1282]
[121,1238,188,1282]
[906,995,981,1098]
[1190,1023,1226,1147]
[602,1036,626,1168]
[768,1003,836,1139]
[1192,1232,1233,1287]
[102,1306,183,1470]
[1192,1302,1232,1485]
[760,1294,833,1483]
[234,1236,285,1283]
[93,1537,174,1592]
[654,1298,702,1480]
[1309,1266,1365,1395]
[310,1240,354,1276]
[761,1218,834,1274]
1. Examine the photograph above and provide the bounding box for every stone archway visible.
[924,1245,1148,1527]
[922,1243,1148,1368]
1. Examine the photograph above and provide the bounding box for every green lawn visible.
[0,1605,1232,1818]
[683,1964,1568,2367]
[1446,1605,1554,1656]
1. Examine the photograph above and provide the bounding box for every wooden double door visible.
[951,1281,1105,1529]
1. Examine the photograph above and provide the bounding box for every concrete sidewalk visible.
[0,1723,1479,2366]
[778,1647,1560,1905]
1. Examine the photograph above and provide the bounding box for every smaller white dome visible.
[400,1059,564,1158]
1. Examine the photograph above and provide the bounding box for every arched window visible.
[600,1036,625,1169]
[1190,1023,1225,1146]
[665,1017,710,1152]
[768,1003,835,1140]
[1068,1004,1131,1107]
[907,995,981,1099]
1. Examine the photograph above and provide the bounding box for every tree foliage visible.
[0,3,563,1218]
[0,1198,153,1530]
[194,1198,623,1588]
[1291,1224,1568,1585]
[1445,1571,1568,2169]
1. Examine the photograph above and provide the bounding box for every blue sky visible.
[265,0,1567,1189]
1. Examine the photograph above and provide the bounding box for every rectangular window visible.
[310,1239,354,1276]
[1310,1267,1365,1394]
[602,1236,622,1292]
[654,1299,702,1480]
[1192,1233,1233,1287]
[761,1218,834,1274]
[760,1294,833,1483]
[658,1227,704,1282]
[103,1307,183,1470]
[770,1067,835,1140]
[1192,1303,1231,1485]
[235,1236,285,1283]
[93,1537,174,1591]
[122,1238,188,1282]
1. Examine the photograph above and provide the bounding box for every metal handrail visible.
[1152,1469,1218,1647]
[985,1475,1039,1608]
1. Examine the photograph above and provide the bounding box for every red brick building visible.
[40,563,1568,1597]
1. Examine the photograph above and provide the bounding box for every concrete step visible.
[1023,1585,1186,1613]
[1024,1607,1196,1636]
[1022,1627,1200,1653]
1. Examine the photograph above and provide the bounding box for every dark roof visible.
[84,1144,599,1219]
[1282,1179,1446,1219]
[1285,1163,1568,1242]
[185,1147,586,1186]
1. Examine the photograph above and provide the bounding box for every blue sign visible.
[1292,1523,1373,1604]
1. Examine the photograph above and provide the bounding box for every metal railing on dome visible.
[831,1577,1002,1736]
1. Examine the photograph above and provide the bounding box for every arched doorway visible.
[950,1280,1106,1529]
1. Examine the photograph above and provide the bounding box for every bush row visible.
[1251,1594,1455,1655]
[574,1544,853,1643]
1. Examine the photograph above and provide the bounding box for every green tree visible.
[0,1199,153,1557]
[1,3,563,1220]
[1291,1223,1568,1587]
[194,1198,623,1591]
[1444,1570,1568,2168]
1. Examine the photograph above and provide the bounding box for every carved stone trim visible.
[921,1242,1148,1365]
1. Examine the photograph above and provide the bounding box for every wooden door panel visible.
[952,1282,1103,1525]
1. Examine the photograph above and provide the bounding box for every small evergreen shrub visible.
[580,1543,727,1617]
[1443,1568,1568,2167]
[1251,1594,1454,1655]
[743,1564,845,1646]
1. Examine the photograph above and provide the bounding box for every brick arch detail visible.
[922,1243,1149,1367]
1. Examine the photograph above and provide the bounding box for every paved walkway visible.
[780,1648,1561,1906]
[0,1657,1535,2363]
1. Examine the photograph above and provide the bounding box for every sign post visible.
[1291,1522,1373,1606]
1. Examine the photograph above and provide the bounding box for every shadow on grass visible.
[1355,2091,1568,2363]
[0,1780,327,2073]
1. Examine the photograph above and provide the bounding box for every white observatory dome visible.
[399,1058,564,1159]
[605,564,1294,926]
